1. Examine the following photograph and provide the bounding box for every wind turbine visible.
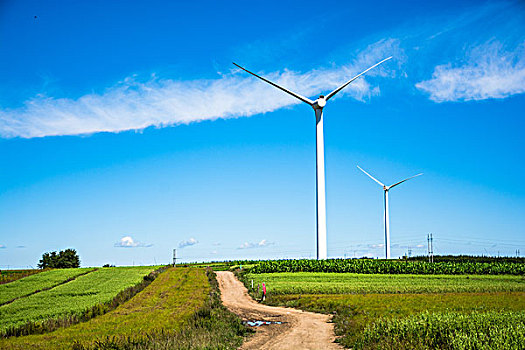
[232,57,392,260]
[357,165,422,259]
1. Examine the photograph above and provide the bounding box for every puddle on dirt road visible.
[244,320,283,327]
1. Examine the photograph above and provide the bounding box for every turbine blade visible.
[232,62,314,106]
[389,173,423,189]
[357,165,385,187]
[325,57,392,102]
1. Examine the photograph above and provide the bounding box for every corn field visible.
[250,259,525,275]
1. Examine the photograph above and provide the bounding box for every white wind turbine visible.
[233,57,392,260]
[357,165,422,259]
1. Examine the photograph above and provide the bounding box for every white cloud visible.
[179,237,198,248]
[368,243,385,249]
[416,41,525,102]
[114,236,152,248]
[0,41,396,138]
[238,239,274,249]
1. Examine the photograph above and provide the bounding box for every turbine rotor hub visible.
[316,96,326,108]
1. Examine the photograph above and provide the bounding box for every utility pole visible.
[428,233,434,263]
[172,249,178,266]
[430,233,434,263]
[427,234,431,263]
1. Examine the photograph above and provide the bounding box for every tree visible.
[37,248,80,268]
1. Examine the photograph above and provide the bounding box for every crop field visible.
[0,268,95,305]
[0,266,154,334]
[0,270,43,285]
[0,267,246,350]
[246,272,525,294]
[250,258,525,275]
[359,310,525,349]
[243,270,525,349]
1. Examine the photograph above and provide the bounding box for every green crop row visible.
[0,266,154,333]
[0,268,96,305]
[246,272,525,295]
[250,258,525,275]
[357,311,525,350]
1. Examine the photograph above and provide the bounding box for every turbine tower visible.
[232,57,392,260]
[357,165,422,259]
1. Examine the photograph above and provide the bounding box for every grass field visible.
[0,267,247,350]
[243,271,525,349]
[246,272,525,295]
[0,266,154,334]
[0,268,96,305]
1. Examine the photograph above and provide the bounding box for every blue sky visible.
[0,0,524,267]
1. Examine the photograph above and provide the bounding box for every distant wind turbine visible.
[233,57,392,260]
[357,165,422,259]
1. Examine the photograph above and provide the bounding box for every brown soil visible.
[216,271,343,350]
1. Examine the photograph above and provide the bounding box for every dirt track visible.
[216,271,342,350]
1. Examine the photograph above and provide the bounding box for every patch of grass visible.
[0,266,153,334]
[246,272,525,295]
[0,268,96,305]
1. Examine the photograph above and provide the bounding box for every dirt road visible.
[216,271,342,350]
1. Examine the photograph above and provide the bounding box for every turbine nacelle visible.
[314,95,326,109]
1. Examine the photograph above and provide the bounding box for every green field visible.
[0,267,246,350]
[244,271,525,349]
[0,266,154,334]
[247,272,525,295]
[0,268,95,305]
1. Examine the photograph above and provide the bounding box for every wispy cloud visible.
[114,236,152,248]
[416,41,525,102]
[0,42,395,139]
[368,243,385,249]
[238,239,274,249]
[0,244,6,249]
[179,237,198,248]
[16,245,26,249]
